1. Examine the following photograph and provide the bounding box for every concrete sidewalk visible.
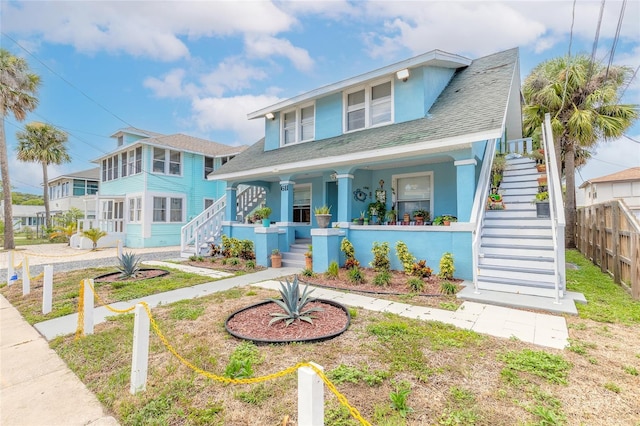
[1,295,118,426]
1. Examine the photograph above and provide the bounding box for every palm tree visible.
[82,227,107,251]
[0,49,41,249]
[16,122,70,229]
[523,55,638,248]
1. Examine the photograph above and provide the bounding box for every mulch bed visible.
[94,268,169,283]
[185,258,266,273]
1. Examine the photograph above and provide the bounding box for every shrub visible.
[268,276,322,326]
[340,237,356,260]
[301,268,315,277]
[245,260,256,270]
[117,252,141,278]
[347,267,365,284]
[344,258,360,269]
[370,241,391,272]
[189,255,198,261]
[438,252,455,279]
[373,271,392,286]
[228,257,240,266]
[410,260,432,278]
[395,241,416,275]
[325,261,340,279]
[407,277,425,292]
[441,281,458,295]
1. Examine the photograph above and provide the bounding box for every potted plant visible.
[271,248,282,268]
[357,211,365,225]
[442,215,457,226]
[304,245,313,269]
[534,191,550,218]
[487,193,505,210]
[528,149,546,172]
[537,175,548,187]
[386,209,397,225]
[412,209,430,225]
[255,206,272,227]
[402,212,411,225]
[314,205,332,228]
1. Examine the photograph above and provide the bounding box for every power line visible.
[619,64,639,101]
[586,0,606,83]
[556,0,577,120]
[1,32,135,129]
[623,134,640,144]
[605,0,627,81]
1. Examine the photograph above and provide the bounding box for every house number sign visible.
[280,184,289,191]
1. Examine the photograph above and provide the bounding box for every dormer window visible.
[345,80,392,132]
[117,135,124,146]
[281,104,315,145]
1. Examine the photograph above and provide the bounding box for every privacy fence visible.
[576,200,640,299]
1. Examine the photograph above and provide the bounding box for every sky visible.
[1,0,639,196]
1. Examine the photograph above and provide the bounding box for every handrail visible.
[180,197,226,254]
[470,138,499,292]
[542,113,565,303]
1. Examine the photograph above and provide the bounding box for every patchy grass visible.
[565,250,640,325]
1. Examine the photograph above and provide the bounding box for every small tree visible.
[82,227,107,250]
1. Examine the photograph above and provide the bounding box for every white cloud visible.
[144,69,192,99]
[245,35,314,71]
[3,1,296,61]
[577,135,640,185]
[199,58,269,97]
[191,94,283,144]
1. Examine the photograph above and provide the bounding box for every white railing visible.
[470,138,499,292]
[180,185,267,254]
[501,137,533,155]
[181,197,227,255]
[77,218,124,233]
[542,113,566,303]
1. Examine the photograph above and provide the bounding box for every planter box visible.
[536,202,550,218]
[315,214,332,228]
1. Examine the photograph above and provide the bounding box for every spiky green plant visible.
[268,276,323,326]
[117,252,141,278]
[82,227,107,250]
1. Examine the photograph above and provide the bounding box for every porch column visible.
[255,227,279,267]
[454,159,477,222]
[279,180,295,223]
[336,174,354,223]
[224,186,238,222]
[311,228,344,273]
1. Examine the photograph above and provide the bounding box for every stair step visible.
[476,279,560,298]
[485,209,538,219]
[282,259,305,268]
[503,168,539,178]
[480,244,554,258]
[484,217,551,226]
[500,181,538,189]
[499,203,535,211]
[500,187,539,196]
[478,255,556,270]
[505,159,536,168]
[282,252,305,261]
[482,227,552,237]
[481,236,553,247]
[477,265,555,282]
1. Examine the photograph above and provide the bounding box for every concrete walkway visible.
[1,295,118,426]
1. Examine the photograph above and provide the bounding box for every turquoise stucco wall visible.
[315,92,343,140]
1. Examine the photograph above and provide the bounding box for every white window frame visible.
[204,156,214,179]
[292,183,312,223]
[343,79,393,133]
[128,197,142,223]
[152,195,185,223]
[152,148,182,176]
[280,103,315,146]
[392,171,434,220]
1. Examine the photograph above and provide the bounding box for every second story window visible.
[345,80,392,132]
[153,148,181,176]
[204,156,214,179]
[282,104,315,145]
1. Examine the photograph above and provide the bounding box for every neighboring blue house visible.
[71,127,245,249]
[186,47,568,308]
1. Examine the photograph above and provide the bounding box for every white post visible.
[117,239,123,259]
[42,265,53,314]
[298,362,324,426]
[130,304,150,394]
[7,251,15,286]
[22,257,30,296]
[83,279,94,335]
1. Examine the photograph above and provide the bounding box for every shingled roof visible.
[142,134,247,157]
[211,48,519,181]
[579,167,640,188]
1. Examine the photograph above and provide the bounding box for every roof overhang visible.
[210,127,501,182]
[248,50,472,120]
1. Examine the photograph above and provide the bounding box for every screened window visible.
[169,151,181,175]
[345,81,392,131]
[281,104,315,145]
[170,198,182,222]
[128,197,141,222]
[204,157,214,179]
[293,185,311,223]
[153,148,181,175]
[153,148,165,173]
[121,151,128,177]
[394,173,433,220]
[153,197,166,222]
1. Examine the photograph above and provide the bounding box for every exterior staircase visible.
[476,157,562,298]
[281,238,310,268]
[180,185,266,257]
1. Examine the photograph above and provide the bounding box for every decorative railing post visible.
[298,362,324,425]
[42,265,53,314]
[130,304,150,394]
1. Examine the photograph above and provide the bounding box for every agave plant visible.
[117,252,141,279]
[268,276,323,326]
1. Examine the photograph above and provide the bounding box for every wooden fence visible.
[576,200,640,299]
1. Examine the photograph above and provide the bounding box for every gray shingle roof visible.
[212,48,519,179]
[142,134,247,157]
[50,167,100,182]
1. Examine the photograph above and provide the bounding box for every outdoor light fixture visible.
[396,68,410,82]
[265,112,275,120]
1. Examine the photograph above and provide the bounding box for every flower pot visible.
[403,213,410,223]
[271,255,282,268]
[262,218,270,227]
[305,257,313,269]
[415,217,424,225]
[536,164,546,173]
[536,202,550,218]
[315,214,332,228]
[443,220,451,226]
[357,219,364,225]
[537,176,548,186]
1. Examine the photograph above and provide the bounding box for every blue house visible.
[184,48,569,306]
[71,127,245,249]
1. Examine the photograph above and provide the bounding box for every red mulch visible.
[94,269,168,283]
